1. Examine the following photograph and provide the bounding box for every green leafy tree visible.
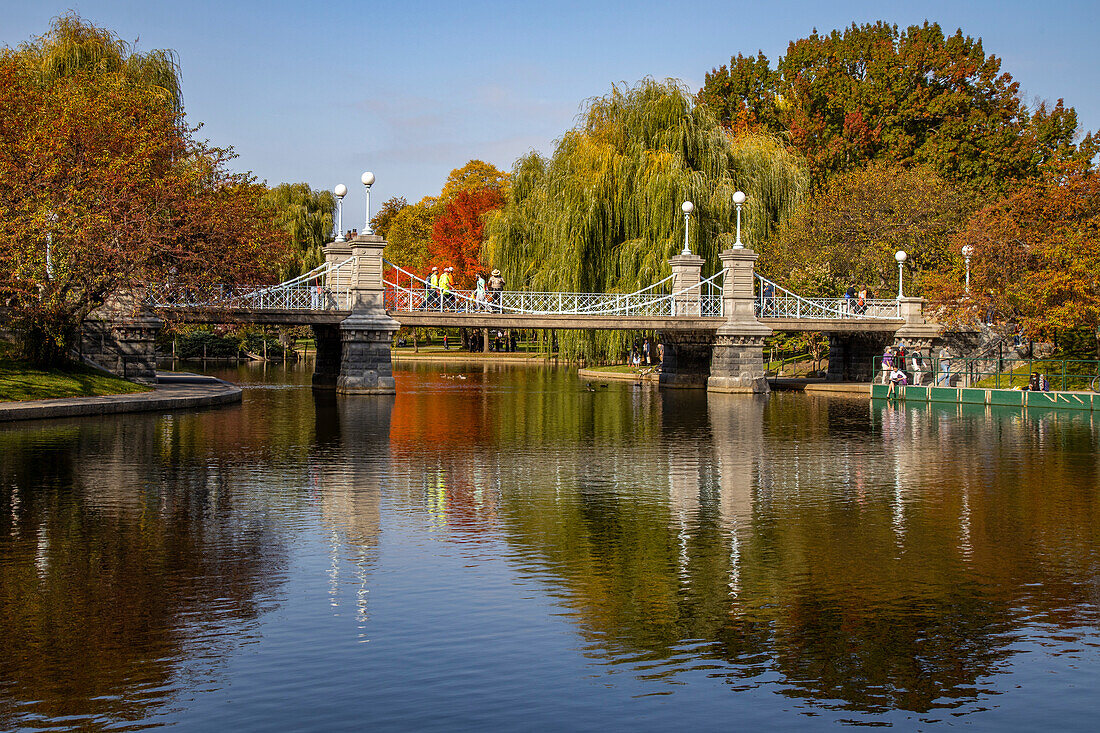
[485,79,808,362]
[20,12,183,112]
[261,183,334,277]
[701,22,1097,193]
[765,163,969,296]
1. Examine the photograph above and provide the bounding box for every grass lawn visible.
[0,357,151,402]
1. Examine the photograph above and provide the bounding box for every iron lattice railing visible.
[756,275,900,320]
[147,259,354,311]
[383,260,724,317]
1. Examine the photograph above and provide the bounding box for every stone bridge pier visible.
[658,246,771,393]
[825,297,940,381]
[314,234,400,395]
[82,291,163,385]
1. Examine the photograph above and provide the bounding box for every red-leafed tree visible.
[426,188,505,287]
[0,18,285,366]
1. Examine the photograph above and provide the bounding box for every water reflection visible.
[2,363,1099,729]
[0,416,289,730]
[375,376,1100,717]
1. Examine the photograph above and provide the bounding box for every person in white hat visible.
[488,269,505,312]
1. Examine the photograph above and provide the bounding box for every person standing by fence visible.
[937,346,951,385]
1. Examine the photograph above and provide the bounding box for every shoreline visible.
[0,373,241,423]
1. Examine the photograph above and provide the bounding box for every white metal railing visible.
[755,275,900,320]
[147,258,354,311]
[383,260,724,317]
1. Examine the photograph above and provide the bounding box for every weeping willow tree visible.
[19,13,183,113]
[484,79,807,363]
[261,183,336,277]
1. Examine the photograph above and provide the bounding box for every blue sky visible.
[3,1,1098,227]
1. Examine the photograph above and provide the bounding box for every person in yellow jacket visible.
[428,266,439,309]
[439,267,454,311]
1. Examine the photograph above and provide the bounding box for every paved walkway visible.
[0,373,241,422]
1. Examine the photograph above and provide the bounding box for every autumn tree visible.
[764,164,969,296]
[0,19,283,366]
[427,188,506,287]
[382,160,509,275]
[261,183,334,277]
[700,22,1097,193]
[383,198,438,272]
[927,164,1100,352]
[440,160,509,201]
[369,196,407,240]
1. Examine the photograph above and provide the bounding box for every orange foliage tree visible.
[0,36,283,365]
[426,188,506,287]
[927,165,1100,350]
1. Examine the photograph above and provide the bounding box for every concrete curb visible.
[769,378,870,395]
[0,375,241,422]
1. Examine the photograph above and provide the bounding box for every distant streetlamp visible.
[732,190,747,248]
[334,184,348,242]
[361,171,375,234]
[681,200,694,255]
[895,250,908,299]
[961,244,974,296]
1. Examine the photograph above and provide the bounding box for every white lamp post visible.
[361,171,375,234]
[732,190,747,248]
[681,201,694,255]
[961,244,973,296]
[334,184,347,242]
[895,250,908,299]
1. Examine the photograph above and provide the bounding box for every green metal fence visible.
[870,356,1100,392]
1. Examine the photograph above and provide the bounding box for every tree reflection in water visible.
[382,374,1100,716]
[0,413,289,730]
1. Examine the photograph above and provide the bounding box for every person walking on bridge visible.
[440,267,454,311]
[428,267,440,310]
[488,269,505,313]
[476,272,487,311]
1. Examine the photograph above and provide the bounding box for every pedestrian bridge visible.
[146,254,906,333]
[99,234,938,394]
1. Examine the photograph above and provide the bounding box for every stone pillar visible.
[311,324,342,390]
[337,234,400,395]
[708,247,771,393]
[81,291,163,384]
[324,240,354,293]
[669,253,704,316]
[892,295,941,365]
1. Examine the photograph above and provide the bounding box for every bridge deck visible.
[158,307,904,333]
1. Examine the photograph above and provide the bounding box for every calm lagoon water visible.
[2,361,1099,731]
